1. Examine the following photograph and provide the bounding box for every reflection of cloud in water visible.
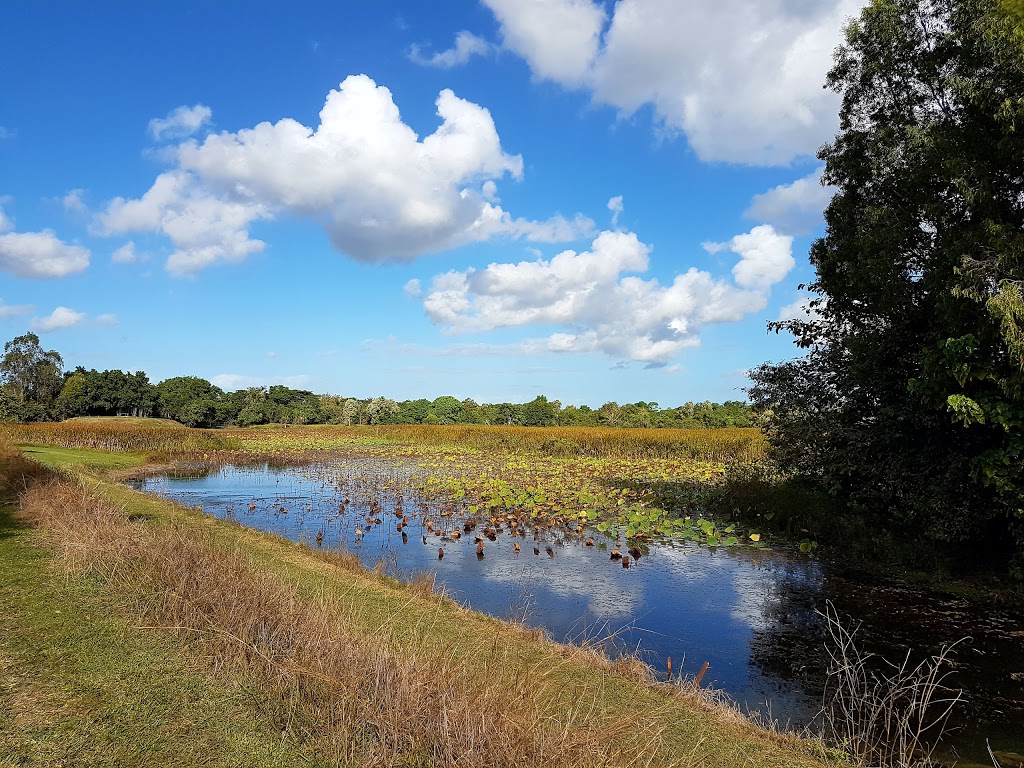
[643,544,817,633]
[478,544,645,620]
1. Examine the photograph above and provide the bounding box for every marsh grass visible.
[1,419,236,455]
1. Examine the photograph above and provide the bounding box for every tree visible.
[156,377,225,427]
[750,0,1024,553]
[0,333,64,416]
[520,395,559,426]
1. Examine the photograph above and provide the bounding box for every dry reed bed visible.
[230,425,767,463]
[0,420,766,466]
[0,420,236,455]
[15,470,831,768]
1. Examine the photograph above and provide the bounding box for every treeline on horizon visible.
[0,333,755,429]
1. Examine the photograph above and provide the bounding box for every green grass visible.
[0,470,320,767]
[63,416,187,428]
[19,443,149,471]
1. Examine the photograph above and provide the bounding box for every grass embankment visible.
[0,442,842,768]
[0,449,312,767]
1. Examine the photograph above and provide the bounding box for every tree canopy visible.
[750,0,1024,555]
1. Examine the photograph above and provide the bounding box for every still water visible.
[128,461,1024,763]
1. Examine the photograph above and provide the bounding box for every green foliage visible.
[751,0,1024,561]
[0,333,64,419]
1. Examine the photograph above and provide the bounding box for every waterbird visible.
[610,549,622,560]
[628,545,642,560]
[545,546,554,558]
[402,532,408,544]
[476,542,485,558]
[315,530,324,547]
[513,542,521,553]
[584,538,595,547]
[621,556,631,568]
[533,547,540,555]
[438,547,444,560]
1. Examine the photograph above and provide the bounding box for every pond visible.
[128,461,1024,765]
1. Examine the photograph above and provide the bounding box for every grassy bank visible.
[0,443,842,768]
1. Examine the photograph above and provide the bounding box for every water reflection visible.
[127,462,1024,761]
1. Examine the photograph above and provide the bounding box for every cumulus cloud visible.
[607,195,623,227]
[0,208,11,233]
[482,0,864,165]
[148,104,212,141]
[727,225,795,289]
[777,295,824,322]
[62,188,87,214]
[419,227,793,363]
[0,219,90,279]
[101,75,589,273]
[99,170,269,275]
[486,0,606,85]
[409,30,493,68]
[744,167,836,235]
[111,241,138,263]
[31,306,86,332]
[0,299,33,318]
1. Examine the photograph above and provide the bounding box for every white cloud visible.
[102,76,587,273]
[0,208,11,233]
[404,278,422,297]
[777,295,824,322]
[482,0,865,165]
[607,195,623,227]
[99,170,269,275]
[96,313,118,326]
[31,306,86,332]
[148,104,212,141]
[210,373,313,390]
[409,30,493,68]
[485,0,606,85]
[745,167,836,235]
[0,299,33,318]
[111,241,138,263]
[728,225,795,289]
[62,188,87,214]
[0,225,90,278]
[419,228,792,363]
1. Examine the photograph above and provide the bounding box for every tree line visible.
[0,333,756,429]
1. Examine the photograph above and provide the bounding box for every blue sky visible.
[0,0,862,407]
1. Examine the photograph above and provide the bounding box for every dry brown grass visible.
[17,478,691,767]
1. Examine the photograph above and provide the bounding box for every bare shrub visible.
[818,601,964,767]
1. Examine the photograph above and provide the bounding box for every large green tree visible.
[0,333,64,420]
[751,0,1024,552]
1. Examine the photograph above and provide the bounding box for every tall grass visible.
[0,420,765,463]
[229,424,767,463]
[0,421,237,454]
